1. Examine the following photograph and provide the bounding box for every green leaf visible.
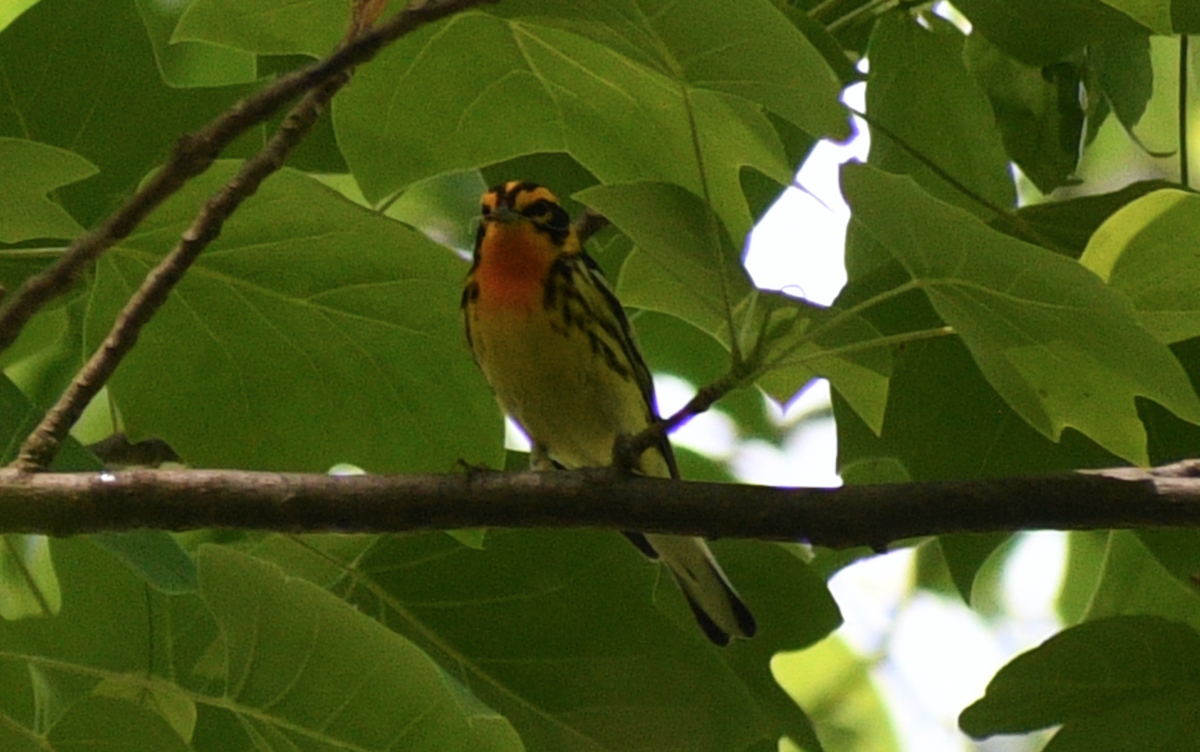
[952,0,1149,66]
[173,0,346,57]
[134,0,257,87]
[842,163,1200,465]
[89,533,197,595]
[92,675,197,744]
[1080,188,1200,344]
[358,530,838,752]
[0,534,60,620]
[866,14,1015,216]
[583,181,752,336]
[197,545,523,751]
[0,0,260,226]
[0,138,94,242]
[48,696,190,752]
[1090,36,1153,134]
[1096,0,1174,33]
[960,615,1200,745]
[335,1,844,243]
[963,34,1083,194]
[1083,531,1200,631]
[774,636,900,752]
[88,161,501,472]
[999,179,1179,256]
[745,292,891,436]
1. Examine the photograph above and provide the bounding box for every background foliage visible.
[0,0,1199,749]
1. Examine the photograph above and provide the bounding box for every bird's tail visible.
[642,533,757,645]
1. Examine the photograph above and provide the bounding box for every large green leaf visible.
[197,545,523,751]
[0,0,259,226]
[960,615,1200,748]
[174,0,346,58]
[134,0,257,88]
[842,163,1200,465]
[335,0,847,243]
[867,14,1015,216]
[357,530,839,752]
[1080,188,1200,344]
[0,138,95,243]
[87,161,500,472]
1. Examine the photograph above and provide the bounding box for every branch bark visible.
[1,462,1198,546]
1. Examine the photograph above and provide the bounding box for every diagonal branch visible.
[0,462,1199,545]
[0,0,498,358]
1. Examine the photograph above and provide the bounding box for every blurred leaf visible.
[134,0,257,88]
[1137,529,1200,594]
[357,530,838,752]
[952,0,1149,66]
[0,534,60,619]
[1085,531,1200,631]
[843,163,1200,465]
[88,161,501,472]
[1080,188,1200,344]
[1057,531,1110,624]
[0,138,94,242]
[960,615,1200,747]
[937,533,1012,605]
[197,545,523,750]
[867,14,1015,217]
[173,0,346,57]
[774,636,900,752]
[964,35,1084,193]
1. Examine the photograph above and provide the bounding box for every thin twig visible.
[0,0,497,357]
[1181,35,1191,190]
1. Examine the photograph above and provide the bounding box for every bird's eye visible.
[523,199,551,217]
[481,203,493,216]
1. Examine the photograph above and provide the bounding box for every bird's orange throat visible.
[475,223,557,312]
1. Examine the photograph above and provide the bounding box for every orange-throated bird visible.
[461,181,756,645]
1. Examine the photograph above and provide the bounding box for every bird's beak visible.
[485,203,520,224]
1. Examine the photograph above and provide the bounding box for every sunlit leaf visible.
[843,163,1200,465]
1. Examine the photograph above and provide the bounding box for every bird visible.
[461,180,756,645]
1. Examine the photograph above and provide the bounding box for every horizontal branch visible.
[1,463,1199,546]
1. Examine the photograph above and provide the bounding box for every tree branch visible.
[0,0,498,358]
[2,462,1199,545]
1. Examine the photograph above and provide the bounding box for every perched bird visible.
[461,181,756,645]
